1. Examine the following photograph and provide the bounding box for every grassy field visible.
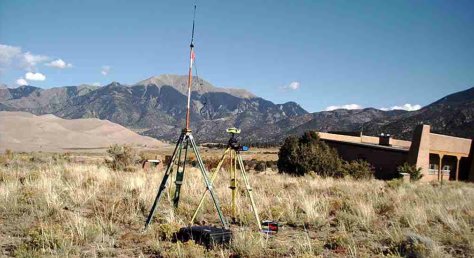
[0,152,473,257]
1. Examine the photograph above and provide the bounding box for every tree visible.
[277,131,344,177]
[342,160,374,180]
[105,144,139,171]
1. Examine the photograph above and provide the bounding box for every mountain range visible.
[1,75,473,143]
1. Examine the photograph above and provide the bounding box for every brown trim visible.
[322,139,409,153]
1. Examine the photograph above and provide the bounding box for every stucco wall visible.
[319,132,362,144]
[407,125,431,181]
[391,139,411,148]
[430,133,472,156]
[320,132,411,149]
[324,140,408,179]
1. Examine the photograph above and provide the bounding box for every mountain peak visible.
[135,74,182,87]
[108,81,123,87]
[429,86,474,107]
[134,74,256,99]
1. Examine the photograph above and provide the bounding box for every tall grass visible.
[0,152,473,257]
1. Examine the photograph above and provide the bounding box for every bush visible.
[342,160,374,180]
[105,144,139,171]
[244,159,258,171]
[397,162,423,182]
[254,161,266,172]
[265,160,278,170]
[277,131,343,177]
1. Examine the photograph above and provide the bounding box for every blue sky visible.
[1,0,473,112]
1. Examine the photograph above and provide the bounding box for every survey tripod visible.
[144,4,229,230]
[190,128,262,230]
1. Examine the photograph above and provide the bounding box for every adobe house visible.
[318,124,473,182]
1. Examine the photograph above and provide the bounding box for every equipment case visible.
[177,226,232,248]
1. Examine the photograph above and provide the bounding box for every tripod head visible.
[226,127,249,152]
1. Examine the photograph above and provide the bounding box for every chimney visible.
[379,133,391,146]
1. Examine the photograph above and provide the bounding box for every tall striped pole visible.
[185,5,196,131]
[185,47,194,130]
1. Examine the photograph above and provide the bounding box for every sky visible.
[1,0,473,112]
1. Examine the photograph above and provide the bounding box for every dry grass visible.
[0,152,473,257]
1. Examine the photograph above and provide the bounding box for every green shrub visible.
[254,161,266,172]
[105,144,139,171]
[342,160,374,180]
[277,131,343,177]
[397,162,423,182]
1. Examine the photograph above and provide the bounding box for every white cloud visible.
[0,44,22,69]
[325,104,363,111]
[25,72,46,81]
[325,103,422,112]
[0,44,70,74]
[380,103,422,111]
[281,81,300,91]
[92,82,101,86]
[23,52,49,69]
[45,59,72,69]
[0,44,50,72]
[101,65,110,76]
[16,78,28,86]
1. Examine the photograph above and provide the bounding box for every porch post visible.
[438,154,444,182]
[456,156,461,181]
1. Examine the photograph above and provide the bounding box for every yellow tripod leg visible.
[190,148,230,224]
[237,154,262,230]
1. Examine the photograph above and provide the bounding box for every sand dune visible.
[0,111,166,152]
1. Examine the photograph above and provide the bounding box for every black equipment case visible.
[176,226,232,248]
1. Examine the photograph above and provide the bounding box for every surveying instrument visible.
[190,127,262,230]
[144,5,228,230]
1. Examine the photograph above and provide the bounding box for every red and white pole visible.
[185,47,194,130]
[185,5,196,131]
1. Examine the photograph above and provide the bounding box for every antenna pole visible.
[145,2,229,231]
[185,5,197,130]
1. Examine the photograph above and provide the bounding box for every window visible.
[429,163,438,175]
[442,165,451,175]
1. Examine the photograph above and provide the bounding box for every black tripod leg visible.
[173,136,189,208]
[144,133,184,230]
[188,134,229,229]
[172,137,184,206]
